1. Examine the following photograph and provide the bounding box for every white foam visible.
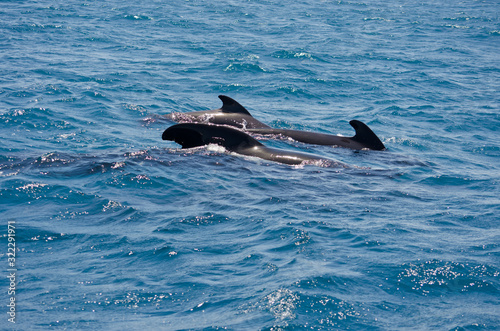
[205,143,227,154]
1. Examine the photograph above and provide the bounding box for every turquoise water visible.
[1,0,499,329]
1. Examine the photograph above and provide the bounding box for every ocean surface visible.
[1,0,499,330]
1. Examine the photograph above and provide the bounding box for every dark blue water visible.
[1,0,499,329]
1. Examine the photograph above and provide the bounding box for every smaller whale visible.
[166,95,385,151]
[166,95,270,129]
[162,123,338,166]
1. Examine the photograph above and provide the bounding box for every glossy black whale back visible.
[162,123,262,150]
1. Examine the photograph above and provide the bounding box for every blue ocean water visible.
[1,0,499,329]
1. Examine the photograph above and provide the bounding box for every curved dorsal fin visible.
[350,120,386,151]
[218,95,253,116]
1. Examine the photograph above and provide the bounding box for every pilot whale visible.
[166,95,270,129]
[166,95,386,151]
[248,120,385,151]
[162,123,339,166]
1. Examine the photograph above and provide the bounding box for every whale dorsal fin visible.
[218,95,253,116]
[350,120,386,151]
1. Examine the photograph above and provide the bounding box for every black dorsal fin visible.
[350,120,386,151]
[218,95,253,116]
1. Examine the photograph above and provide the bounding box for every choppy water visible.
[1,0,499,330]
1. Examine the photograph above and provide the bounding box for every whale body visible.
[162,123,336,166]
[248,120,385,151]
[166,95,385,151]
[166,95,270,129]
